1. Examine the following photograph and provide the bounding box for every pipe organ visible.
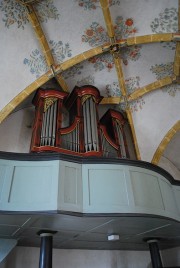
[30,85,134,159]
[100,109,129,158]
[30,89,68,152]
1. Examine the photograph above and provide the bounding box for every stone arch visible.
[151,121,180,165]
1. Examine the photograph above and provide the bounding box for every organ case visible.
[30,85,136,159]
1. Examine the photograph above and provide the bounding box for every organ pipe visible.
[30,86,135,159]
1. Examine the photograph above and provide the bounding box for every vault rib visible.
[152,121,180,165]
[100,76,174,104]
[22,2,68,92]
[100,0,126,97]
[128,76,174,101]
[173,43,180,77]
[99,0,115,38]
[127,33,173,45]
[100,97,122,105]
[0,70,52,124]
[173,0,180,78]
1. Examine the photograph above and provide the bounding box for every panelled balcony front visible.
[0,153,179,222]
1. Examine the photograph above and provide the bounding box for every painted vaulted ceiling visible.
[0,0,179,177]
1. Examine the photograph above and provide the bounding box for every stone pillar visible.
[147,239,163,268]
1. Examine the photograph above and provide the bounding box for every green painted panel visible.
[1,160,59,211]
[129,170,164,210]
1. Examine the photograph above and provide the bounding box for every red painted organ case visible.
[62,85,103,156]
[30,85,135,159]
[30,89,68,152]
[100,109,130,158]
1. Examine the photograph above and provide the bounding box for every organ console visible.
[30,85,135,159]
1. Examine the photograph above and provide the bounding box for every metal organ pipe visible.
[40,100,58,147]
[52,101,57,146]
[83,97,99,152]
[115,121,126,158]
[83,102,88,152]
[60,118,80,153]
[31,87,132,159]
[86,99,92,151]
[90,97,99,151]
[40,112,46,146]
[100,129,118,158]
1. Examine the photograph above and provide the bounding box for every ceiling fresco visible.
[0,0,179,176]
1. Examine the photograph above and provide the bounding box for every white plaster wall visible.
[0,107,34,153]
[0,14,42,111]
[161,247,180,266]
[132,89,180,162]
[0,247,153,268]
[1,246,180,268]
[159,156,180,181]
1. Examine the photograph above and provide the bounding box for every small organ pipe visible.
[40,112,46,146]
[90,98,96,151]
[86,99,92,151]
[45,107,50,145]
[92,98,99,151]
[52,101,57,146]
[83,103,88,152]
[75,126,78,152]
[72,131,74,150]
[77,123,80,152]
[42,110,47,146]
[40,101,58,147]
[48,105,53,145]
[116,122,126,158]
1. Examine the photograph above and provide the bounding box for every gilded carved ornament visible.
[44,97,57,112]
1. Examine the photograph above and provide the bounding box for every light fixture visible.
[108,234,120,241]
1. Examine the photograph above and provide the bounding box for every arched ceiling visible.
[0,0,179,174]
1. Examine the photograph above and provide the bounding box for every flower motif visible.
[105,77,144,112]
[76,0,120,10]
[150,62,173,79]
[82,22,109,46]
[82,17,139,50]
[115,16,137,39]
[125,18,134,27]
[150,62,180,96]
[62,63,84,79]
[151,7,178,33]
[0,0,60,29]
[24,40,72,78]
[88,54,114,71]
[86,29,94,36]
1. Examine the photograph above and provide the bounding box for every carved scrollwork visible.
[44,97,57,112]
[81,95,96,105]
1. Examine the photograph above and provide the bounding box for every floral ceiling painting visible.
[150,62,180,96]
[0,0,179,167]
[76,0,120,10]
[0,0,60,29]
[105,76,145,112]
[24,41,72,78]
[82,17,142,66]
[151,7,178,50]
[150,8,178,33]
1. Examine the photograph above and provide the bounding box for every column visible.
[147,239,163,268]
[38,231,56,268]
